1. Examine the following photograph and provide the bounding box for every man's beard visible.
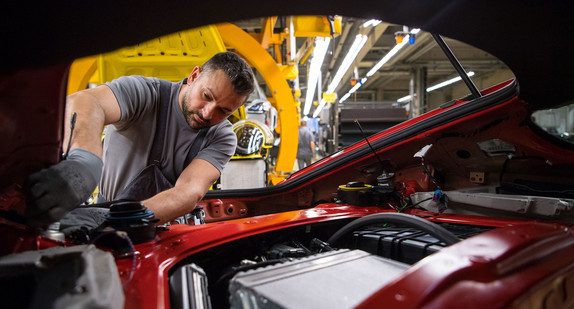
[182,92,210,129]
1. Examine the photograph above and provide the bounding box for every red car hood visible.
[1,3,574,308]
[1,0,572,221]
[1,1,572,107]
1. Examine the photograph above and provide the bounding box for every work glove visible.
[25,148,103,228]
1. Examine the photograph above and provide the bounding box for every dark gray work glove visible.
[25,148,103,228]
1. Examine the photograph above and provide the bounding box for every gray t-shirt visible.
[297,127,314,157]
[99,76,236,201]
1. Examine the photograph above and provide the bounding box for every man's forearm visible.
[144,159,221,224]
[143,187,201,224]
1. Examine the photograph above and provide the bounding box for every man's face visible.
[181,68,246,130]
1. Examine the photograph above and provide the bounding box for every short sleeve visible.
[195,120,237,173]
[105,76,159,130]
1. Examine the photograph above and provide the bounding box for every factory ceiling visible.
[233,16,511,116]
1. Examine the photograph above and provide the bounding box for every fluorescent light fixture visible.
[363,19,382,28]
[313,99,327,117]
[426,71,475,92]
[348,77,368,94]
[339,28,420,103]
[340,92,351,102]
[397,95,411,103]
[366,44,403,77]
[303,37,330,115]
[327,34,368,94]
[397,71,476,102]
[349,83,362,94]
[366,28,420,77]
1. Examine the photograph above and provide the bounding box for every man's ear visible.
[187,66,202,83]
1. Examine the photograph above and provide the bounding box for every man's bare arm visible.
[25,85,120,226]
[64,85,121,157]
[143,158,221,224]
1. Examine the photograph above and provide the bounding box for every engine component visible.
[336,181,375,206]
[191,205,207,225]
[268,243,310,259]
[336,175,403,207]
[350,223,488,264]
[376,170,395,193]
[327,213,460,247]
[229,249,408,309]
[412,189,574,219]
[0,245,124,309]
[101,201,159,244]
[170,263,212,309]
[477,139,516,156]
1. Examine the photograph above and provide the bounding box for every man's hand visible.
[25,148,102,227]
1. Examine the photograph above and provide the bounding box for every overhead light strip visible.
[366,43,404,77]
[397,71,475,103]
[339,92,351,102]
[303,37,330,115]
[314,23,384,117]
[313,99,326,117]
[426,71,475,92]
[363,19,382,28]
[367,28,420,77]
[327,34,368,94]
[340,29,420,103]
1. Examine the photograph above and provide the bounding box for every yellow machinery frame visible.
[216,23,298,184]
[67,24,298,185]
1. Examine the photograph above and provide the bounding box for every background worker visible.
[296,120,316,170]
[25,52,255,226]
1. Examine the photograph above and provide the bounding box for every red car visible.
[1,1,574,308]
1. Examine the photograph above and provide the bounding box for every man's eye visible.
[203,92,212,100]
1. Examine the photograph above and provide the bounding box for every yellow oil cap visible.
[338,182,372,191]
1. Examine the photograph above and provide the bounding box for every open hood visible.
[2,2,574,309]
[2,1,573,108]
[1,1,572,196]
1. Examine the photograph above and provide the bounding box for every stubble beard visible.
[182,91,210,130]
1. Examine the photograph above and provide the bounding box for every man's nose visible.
[202,102,216,120]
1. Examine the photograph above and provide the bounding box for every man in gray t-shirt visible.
[25,52,254,226]
[297,120,315,170]
[100,75,236,202]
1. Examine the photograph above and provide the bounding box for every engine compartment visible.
[169,215,492,308]
[2,81,574,308]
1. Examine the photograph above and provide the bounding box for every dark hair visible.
[202,52,255,97]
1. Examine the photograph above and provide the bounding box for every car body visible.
[1,1,574,308]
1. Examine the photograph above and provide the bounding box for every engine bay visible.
[1,81,574,308]
[169,214,492,308]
